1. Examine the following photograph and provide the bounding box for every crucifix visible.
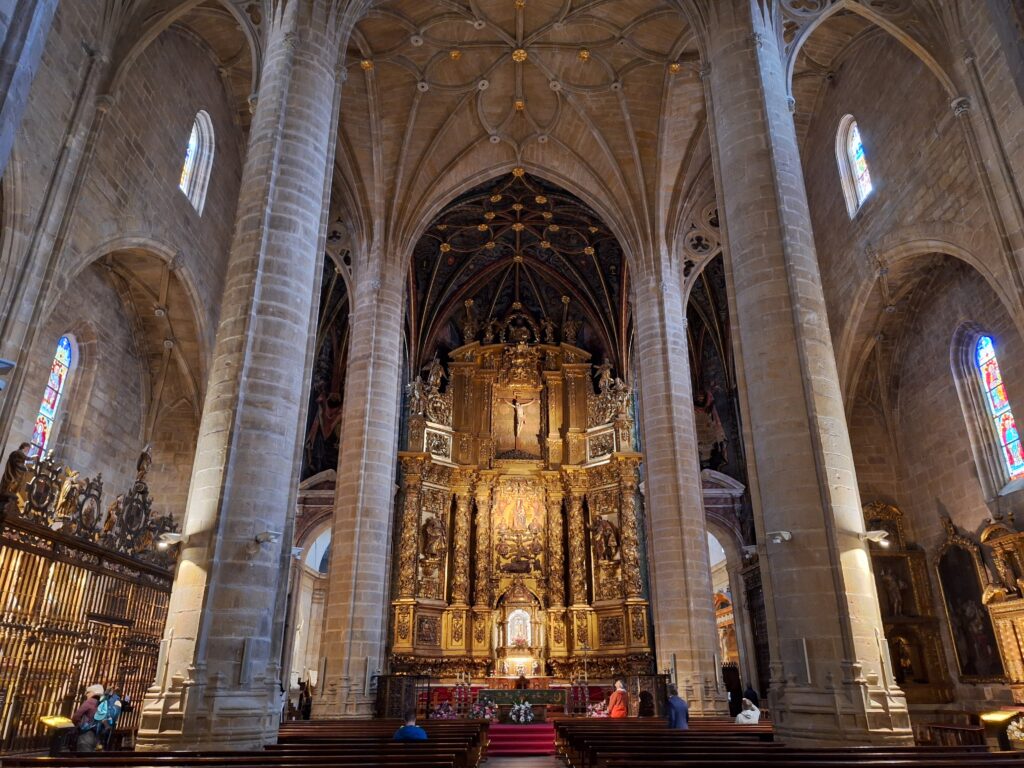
[499,396,537,450]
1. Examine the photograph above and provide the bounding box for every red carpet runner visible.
[488,722,556,756]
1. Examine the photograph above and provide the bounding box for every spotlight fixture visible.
[157,532,183,550]
[291,547,303,558]
[254,531,282,545]
[741,545,757,557]
[766,530,792,544]
[861,529,891,547]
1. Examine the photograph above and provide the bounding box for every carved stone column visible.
[705,0,909,742]
[615,454,643,600]
[450,477,474,606]
[0,0,58,178]
[564,472,588,607]
[137,2,344,750]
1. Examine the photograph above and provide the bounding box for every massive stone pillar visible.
[316,261,406,717]
[631,270,725,714]
[136,1,344,751]
[0,0,57,178]
[703,0,910,743]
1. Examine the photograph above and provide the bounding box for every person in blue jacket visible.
[665,684,689,730]
[393,709,428,741]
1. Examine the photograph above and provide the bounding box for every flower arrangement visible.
[586,700,609,718]
[1007,714,1024,742]
[430,701,457,720]
[469,697,498,721]
[509,700,534,724]
[512,636,529,649]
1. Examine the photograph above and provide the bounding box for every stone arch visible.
[0,145,28,315]
[838,235,1023,404]
[784,0,958,99]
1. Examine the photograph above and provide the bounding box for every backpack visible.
[95,693,123,733]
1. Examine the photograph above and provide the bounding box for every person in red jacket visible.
[608,679,628,718]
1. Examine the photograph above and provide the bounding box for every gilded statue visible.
[54,468,82,520]
[421,516,447,559]
[541,319,556,343]
[425,358,445,390]
[461,300,479,343]
[562,317,581,345]
[407,376,427,416]
[595,359,614,392]
[0,442,31,505]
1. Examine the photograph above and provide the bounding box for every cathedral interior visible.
[1,0,1024,756]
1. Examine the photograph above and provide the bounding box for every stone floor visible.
[487,758,562,767]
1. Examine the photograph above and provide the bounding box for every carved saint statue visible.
[425,358,445,391]
[541,319,556,344]
[878,567,907,616]
[461,300,479,343]
[54,468,81,520]
[562,317,581,345]
[136,444,152,482]
[595,359,614,392]
[421,516,447,559]
[500,397,537,442]
[407,376,427,416]
[0,442,31,504]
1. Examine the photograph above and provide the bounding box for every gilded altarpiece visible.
[979,521,1024,701]
[391,331,654,678]
[861,502,953,704]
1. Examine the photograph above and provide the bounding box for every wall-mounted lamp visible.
[255,531,282,545]
[861,529,891,547]
[157,532,183,550]
[766,530,792,544]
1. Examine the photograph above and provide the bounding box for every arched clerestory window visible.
[836,115,873,217]
[30,335,75,457]
[975,335,1024,480]
[178,110,215,214]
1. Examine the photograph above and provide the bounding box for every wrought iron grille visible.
[0,515,171,753]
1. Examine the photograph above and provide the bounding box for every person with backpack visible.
[71,684,104,752]
[94,689,124,749]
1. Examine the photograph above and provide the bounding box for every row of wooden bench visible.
[554,717,1019,768]
[2,720,490,768]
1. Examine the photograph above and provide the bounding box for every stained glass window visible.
[837,115,873,217]
[178,111,214,214]
[30,336,73,457]
[976,335,1024,479]
[846,120,873,205]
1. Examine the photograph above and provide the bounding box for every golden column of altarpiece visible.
[390,330,654,679]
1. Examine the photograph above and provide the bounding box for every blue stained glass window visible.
[976,335,1024,479]
[30,336,73,457]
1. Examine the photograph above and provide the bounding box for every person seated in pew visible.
[735,697,761,724]
[393,709,428,741]
[608,679,628,718]
[665,684,689,730]
[743,684,760,708]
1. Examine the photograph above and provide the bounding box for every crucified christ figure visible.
[500,396,537,449]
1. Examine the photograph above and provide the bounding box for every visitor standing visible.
[71,684,104,752]
[608,679,628,718]
[665,684,689,729]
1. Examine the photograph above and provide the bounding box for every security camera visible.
[861,529,890,547]
[254,531,282,545]
[766,530,792,544]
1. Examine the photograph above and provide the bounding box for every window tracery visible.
[179,110,214,213]
[837,115,873,216]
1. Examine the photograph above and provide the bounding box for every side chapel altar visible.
[390,307,655,682]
